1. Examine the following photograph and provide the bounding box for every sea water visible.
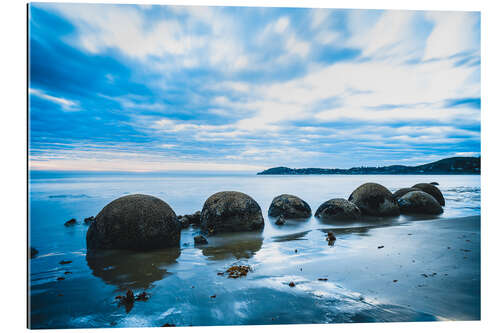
[28,172,480,328]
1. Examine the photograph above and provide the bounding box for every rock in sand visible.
[200,191,264,235]
[348,183,400,217]
[268,194,312,218]
[315,198,361,221]
[86,194,180,250]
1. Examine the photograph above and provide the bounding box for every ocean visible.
[28,172,481,328]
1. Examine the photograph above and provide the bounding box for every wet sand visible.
[30,215,480,327]
[289,215,481,321]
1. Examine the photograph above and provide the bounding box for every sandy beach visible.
[30,213,480,327]
[286,215,481,322]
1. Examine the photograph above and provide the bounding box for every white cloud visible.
[29,88,79,111]
[158,144,176,149]
[310,9,329,30]
[423,12,480,60]
[274,17,290,33]
[347,10,424,61]
[285,35,310,58]
[51,4,193,59]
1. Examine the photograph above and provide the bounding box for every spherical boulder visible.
[315,198,362,221]
[200,191,264,235]
[398,191,443,215]
[86,194,180,250]
[412,183,445,206]
[348,183,400,217]
[392,187,419,201]
[268,194,312,218]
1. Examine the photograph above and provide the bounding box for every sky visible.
[28,3,480,172]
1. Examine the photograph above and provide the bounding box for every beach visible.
[29,173,480,328]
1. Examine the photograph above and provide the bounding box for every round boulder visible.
[398,191,443,215]
[392,187,419,201]
[268,194,312,218]
[315,198,362,221]
[86,194,180,250]
[348,183,400,217]
[412,183,445,206]
[201,191,264,235]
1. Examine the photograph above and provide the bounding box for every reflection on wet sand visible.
[200,232,263,261]
[272,230,310,242]
[86,248,180,290]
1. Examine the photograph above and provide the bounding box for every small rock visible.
[59,260,72,265]
[318,278,328,281]
[57,294,63,297]
[56,277,65,281]
[194,235,208,245]
[83,216,95,225]
[275,215,286,225]
[326,232,336,246]
[393,280,398,283]
[162,323,176,327]
[64,271,72,275]
[64,218,77,227]
[288,282,296,287]
[378,245,384,249]
[210,294,216,299]
[217,272,224,276]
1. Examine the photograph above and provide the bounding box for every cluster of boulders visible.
[312,182,444,222]
[83,182,444,251]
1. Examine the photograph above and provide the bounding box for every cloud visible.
[28,4,481,171]
[423,11,480,60]
[29,88,79,111]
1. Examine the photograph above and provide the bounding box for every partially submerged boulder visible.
[200,191,264,235]
[398,190,443,215]
[268,194,312,218]
[315,198,361,221]
[392,188,419,201]
[412,183,445,206]
[86,194,180,250]
[348,183,400,217]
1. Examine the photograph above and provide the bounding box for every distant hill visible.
[257,157,480,175]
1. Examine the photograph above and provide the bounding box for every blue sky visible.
[28,3,480,171]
